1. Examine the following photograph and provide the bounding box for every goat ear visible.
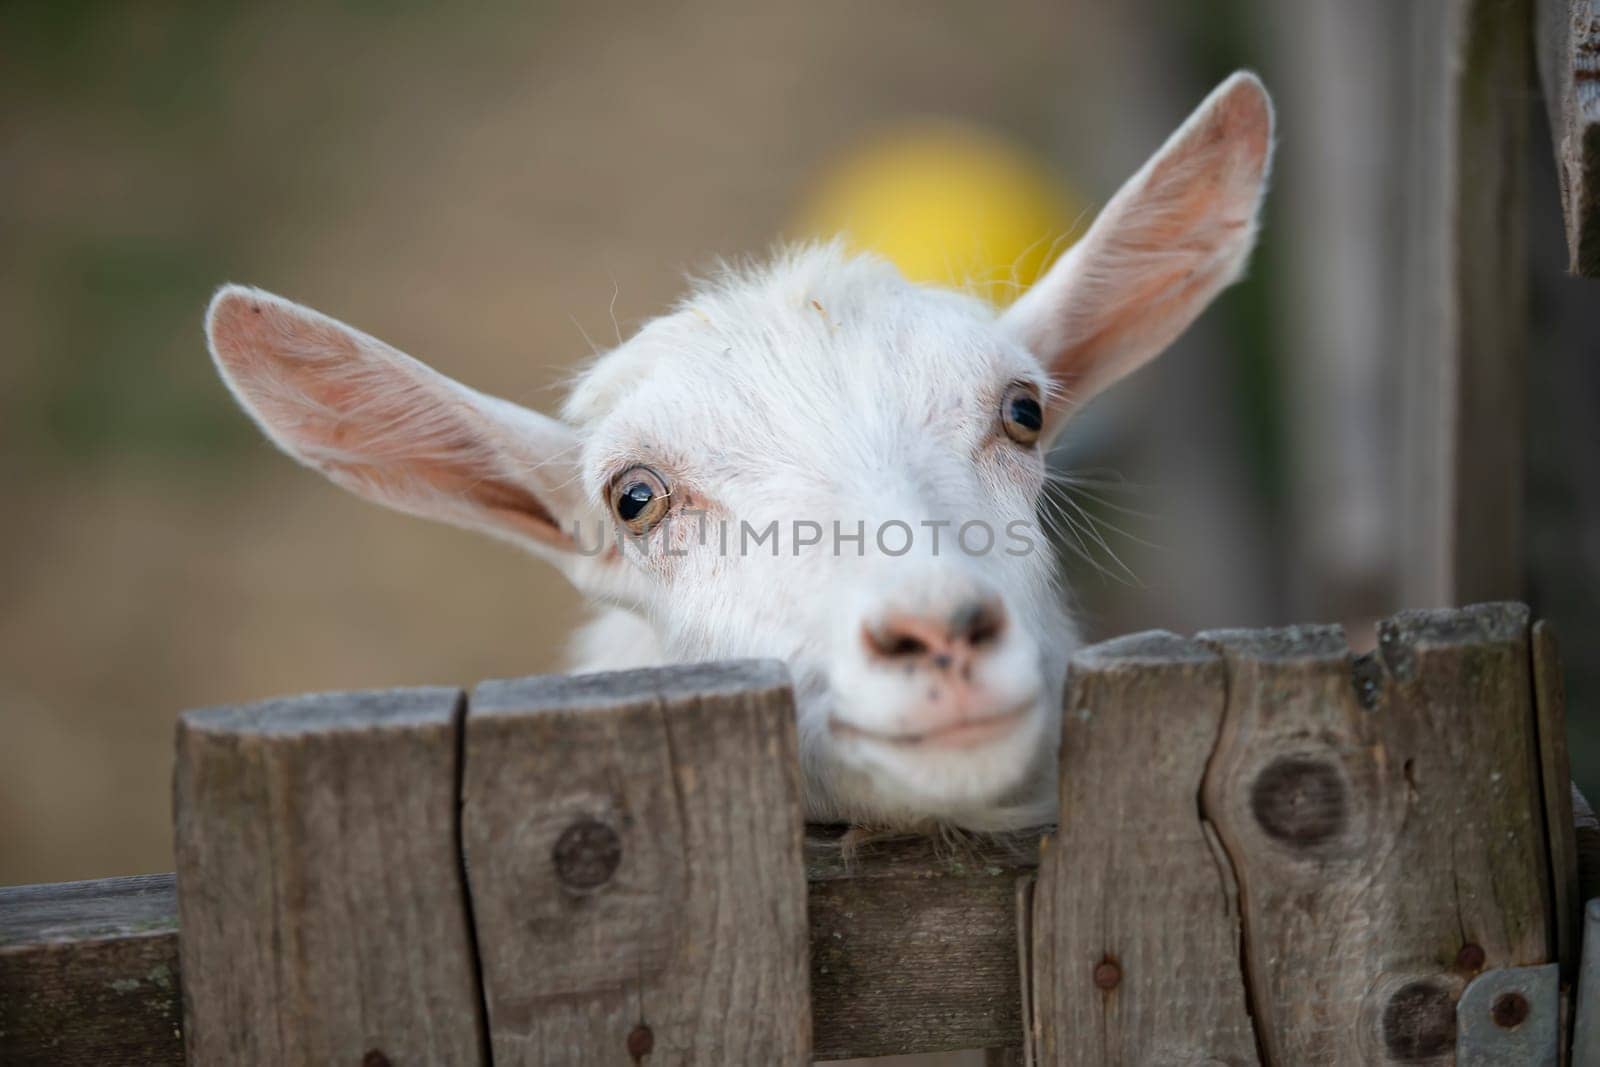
[206,285,589,556]
[1000,71,1273,438]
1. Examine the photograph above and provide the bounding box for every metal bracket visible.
[1575,898,1600,1067]
[1456,962,1560,1066]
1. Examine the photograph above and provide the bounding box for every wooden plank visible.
[1200,603,1550,1065]
[173,687,485,1065]
[1537,0,1600,275]
[806,827,1038,1060]
[1533,621,1582,979]
[0,874,181,1065]
[1399,0,1531,608]
[1030,631,1258,1065]
[461,662,811,1065]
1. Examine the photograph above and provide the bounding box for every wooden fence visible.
[3,601,1597,1064]
[6,2,1600,1062]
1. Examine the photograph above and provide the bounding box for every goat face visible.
[561,247,1074,828]
[205,73,1273,831]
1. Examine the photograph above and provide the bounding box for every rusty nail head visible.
[1455,943,1486,972]
[362,1051,391,1067]
[1093,959,1121,990]
[553,818,622,890]
[1491,991,1529,1029]
[627,1023,655,1059]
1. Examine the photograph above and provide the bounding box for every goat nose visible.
[862,598,1008,670]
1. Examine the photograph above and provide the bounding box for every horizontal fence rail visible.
[3,602,1598,1065]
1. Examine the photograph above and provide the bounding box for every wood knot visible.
[1381,981,1455,1061]
[553,818,622,891]
[1250,756,1348,848]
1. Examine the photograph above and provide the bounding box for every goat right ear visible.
[999,72,1273,441]
[206,285,595,559]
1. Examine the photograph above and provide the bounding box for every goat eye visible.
[609,465,671,533]
[1000,382,1044,445]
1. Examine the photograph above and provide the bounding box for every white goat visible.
[205,73,1273,833]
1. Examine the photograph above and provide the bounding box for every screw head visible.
[552,818,622,891]
[627,1023,654,1060]
[1491,991,1530,1029]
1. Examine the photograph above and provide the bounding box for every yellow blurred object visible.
[795,122,1084,306]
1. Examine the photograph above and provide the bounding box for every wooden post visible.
[1201,604,1549,1063]
[1399,0,1531,608]
[1537,0,1600,276]
[1028,603,1560,1063]
[1029,632,1257,1065]
[173,687,485,1065]
[459,661,812,1065]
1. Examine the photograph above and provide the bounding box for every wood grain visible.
[1201,603,1550,1065]
[173,687,485,1065]
[461,661,811,1065]
[1030,631,1258,1066]
[1399,0,1531,608]
[1538,0,1600,275]
[0,874,181,1065]
[806,827,1037,1060]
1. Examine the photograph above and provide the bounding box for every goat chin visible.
[569,605,1060,832]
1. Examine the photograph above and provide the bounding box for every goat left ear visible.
[999,71,1273,439]
[205,285,594,560]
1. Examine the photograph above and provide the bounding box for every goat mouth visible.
[828,702,1031,749]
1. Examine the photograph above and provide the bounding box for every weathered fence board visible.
[174,687,486,1065]
[0,874,180,1065]
[1538,0,1600,275]
[807,828,1035,1060]
[1199,604,1549,1064]
[1400,0,1531,608]
[1030,632,1258,1065]
[461,662,812,1065]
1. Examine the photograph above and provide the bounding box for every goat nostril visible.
[932,653,953,670]
[864,624,930,660]
[887,634,927,657]
[951,600,1006,648]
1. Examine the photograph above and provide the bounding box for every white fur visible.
[204,73,1273,832]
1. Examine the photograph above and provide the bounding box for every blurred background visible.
[4,0,1598,927]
